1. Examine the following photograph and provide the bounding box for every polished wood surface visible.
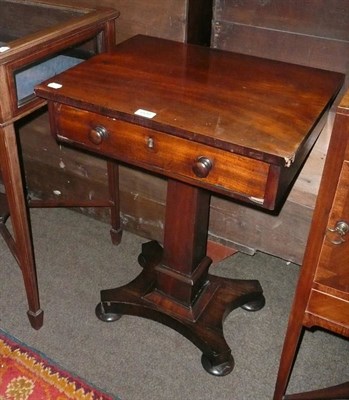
[273,88,349,400]
[0,1,121,329]
[36,35,344,375]
[36,35,343,211]
[36,35,342,165]
[53,104,270,204]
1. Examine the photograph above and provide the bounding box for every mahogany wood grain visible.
[53,104,270,202]
[36,35,343,375]
[37,35,343,210]
[36,36,342,165]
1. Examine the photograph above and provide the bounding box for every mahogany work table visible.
[35,35,344,376]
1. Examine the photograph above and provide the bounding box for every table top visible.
[0,0,87,43]
[36,34,344,167]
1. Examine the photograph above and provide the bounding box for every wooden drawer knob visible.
[88,126,108,145]
[192,156,213,178]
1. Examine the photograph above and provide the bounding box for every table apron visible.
[53,103,272,205]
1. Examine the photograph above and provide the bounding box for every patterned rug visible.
[0,329,118,400]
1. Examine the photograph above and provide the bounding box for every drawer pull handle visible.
[192,156,213,178]
[89,126,108,145]
[327,220,349,245]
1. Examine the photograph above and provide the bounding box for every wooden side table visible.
[36,35,344,375]
[273,89,349,399]
[0,1,121,329]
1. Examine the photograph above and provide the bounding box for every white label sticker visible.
[0,46,10,53]
[134,109,156,119]
[47,82,63,89]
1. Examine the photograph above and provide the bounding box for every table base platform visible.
[96,240,265,376]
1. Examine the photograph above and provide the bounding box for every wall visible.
[35,0,188,43]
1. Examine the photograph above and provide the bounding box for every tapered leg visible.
[0,124,43,329]
[96,179,265,375]
[273,253,317,399]
[273,320,304,400]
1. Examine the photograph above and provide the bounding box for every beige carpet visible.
[0,208,347,400]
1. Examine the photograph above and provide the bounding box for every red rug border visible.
[0,328,120,400]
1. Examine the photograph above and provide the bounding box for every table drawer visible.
[54,104,271,202]
[306,289,349,334]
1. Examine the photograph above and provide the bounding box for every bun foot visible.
[95,302,122,322]
[201,353,235,376]
[241,294,266,311]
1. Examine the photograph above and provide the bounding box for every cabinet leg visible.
[0,124,43,329]
[273,322,304,400]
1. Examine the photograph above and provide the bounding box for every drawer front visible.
[306,289,349,335]
[54,104,270,201]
